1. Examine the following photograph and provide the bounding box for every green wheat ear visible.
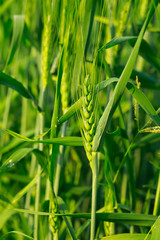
[82,75,96,169]
[61,61,69,113]
[60,30,71,114]
[49,197,59,237]
[41,16,53,89]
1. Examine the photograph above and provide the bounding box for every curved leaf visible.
[0,148,33,173]
[0,231,33,240]
[0,71,42,112]
[0,129,83,146]
[5,15,25,67]
[0,148,47,174]
[151,216,160,240]
[99,36,160,71]
[99,36,136,51]
[127,82,160,126]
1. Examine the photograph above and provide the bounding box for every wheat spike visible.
[41,16,53,88]
[49,197,59,237]
[82,75,96,168]
[61,53,70,113]
[140,126,160,134]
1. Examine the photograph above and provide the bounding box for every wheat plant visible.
[0,0,160,240]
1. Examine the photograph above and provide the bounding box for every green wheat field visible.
[0,0,160,239]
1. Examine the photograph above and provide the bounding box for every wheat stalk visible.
[80,74,98,240]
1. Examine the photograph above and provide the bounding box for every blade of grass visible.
[0,231,33,240]
[50,48,64,138]
[12,208,157,227]
[150,216,160,240]
[5,15,25,69]
[0,129,83,146]
[0,148,47,175]
[99,36,160,71]
[0,71,42,112]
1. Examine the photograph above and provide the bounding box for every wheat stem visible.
[54,121,67,196]
[90,152,98,240]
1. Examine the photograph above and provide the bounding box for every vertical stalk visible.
[49,50,64,239]
[54,121,67,196]
[34,165,41,240]
[34,86,45,240]
[153,171,160,216]
[90,152,98,240]
[24,113,39,222]
[0,89,12,153]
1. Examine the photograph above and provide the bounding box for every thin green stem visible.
[24,155,36,220]
[90,152,98,240]
[34,164,41,240]
[153,171,160,216]
[20,76,28,135]
[54,121,67,196]
[34,86,45,240]
[0,89,12,151]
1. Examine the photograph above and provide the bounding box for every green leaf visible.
[96,78,160,129]
[5,15,25,68]
[0,129,83,146]
[95,78,118,94]
[96,233,150,240]
[99,36,160,71]
[0,71,42,112]
[31,137,84,146]
[93,0,159,152]
[12,208,157,227]
[0,148,47,174]
[127,82,160,126]
[0,148,33,173]
[99,36,136,51]
[50,48,64,137]
[0,231,33,240]
[151,216,160,240]
[58,99,82,125]
[0,129,34,155]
